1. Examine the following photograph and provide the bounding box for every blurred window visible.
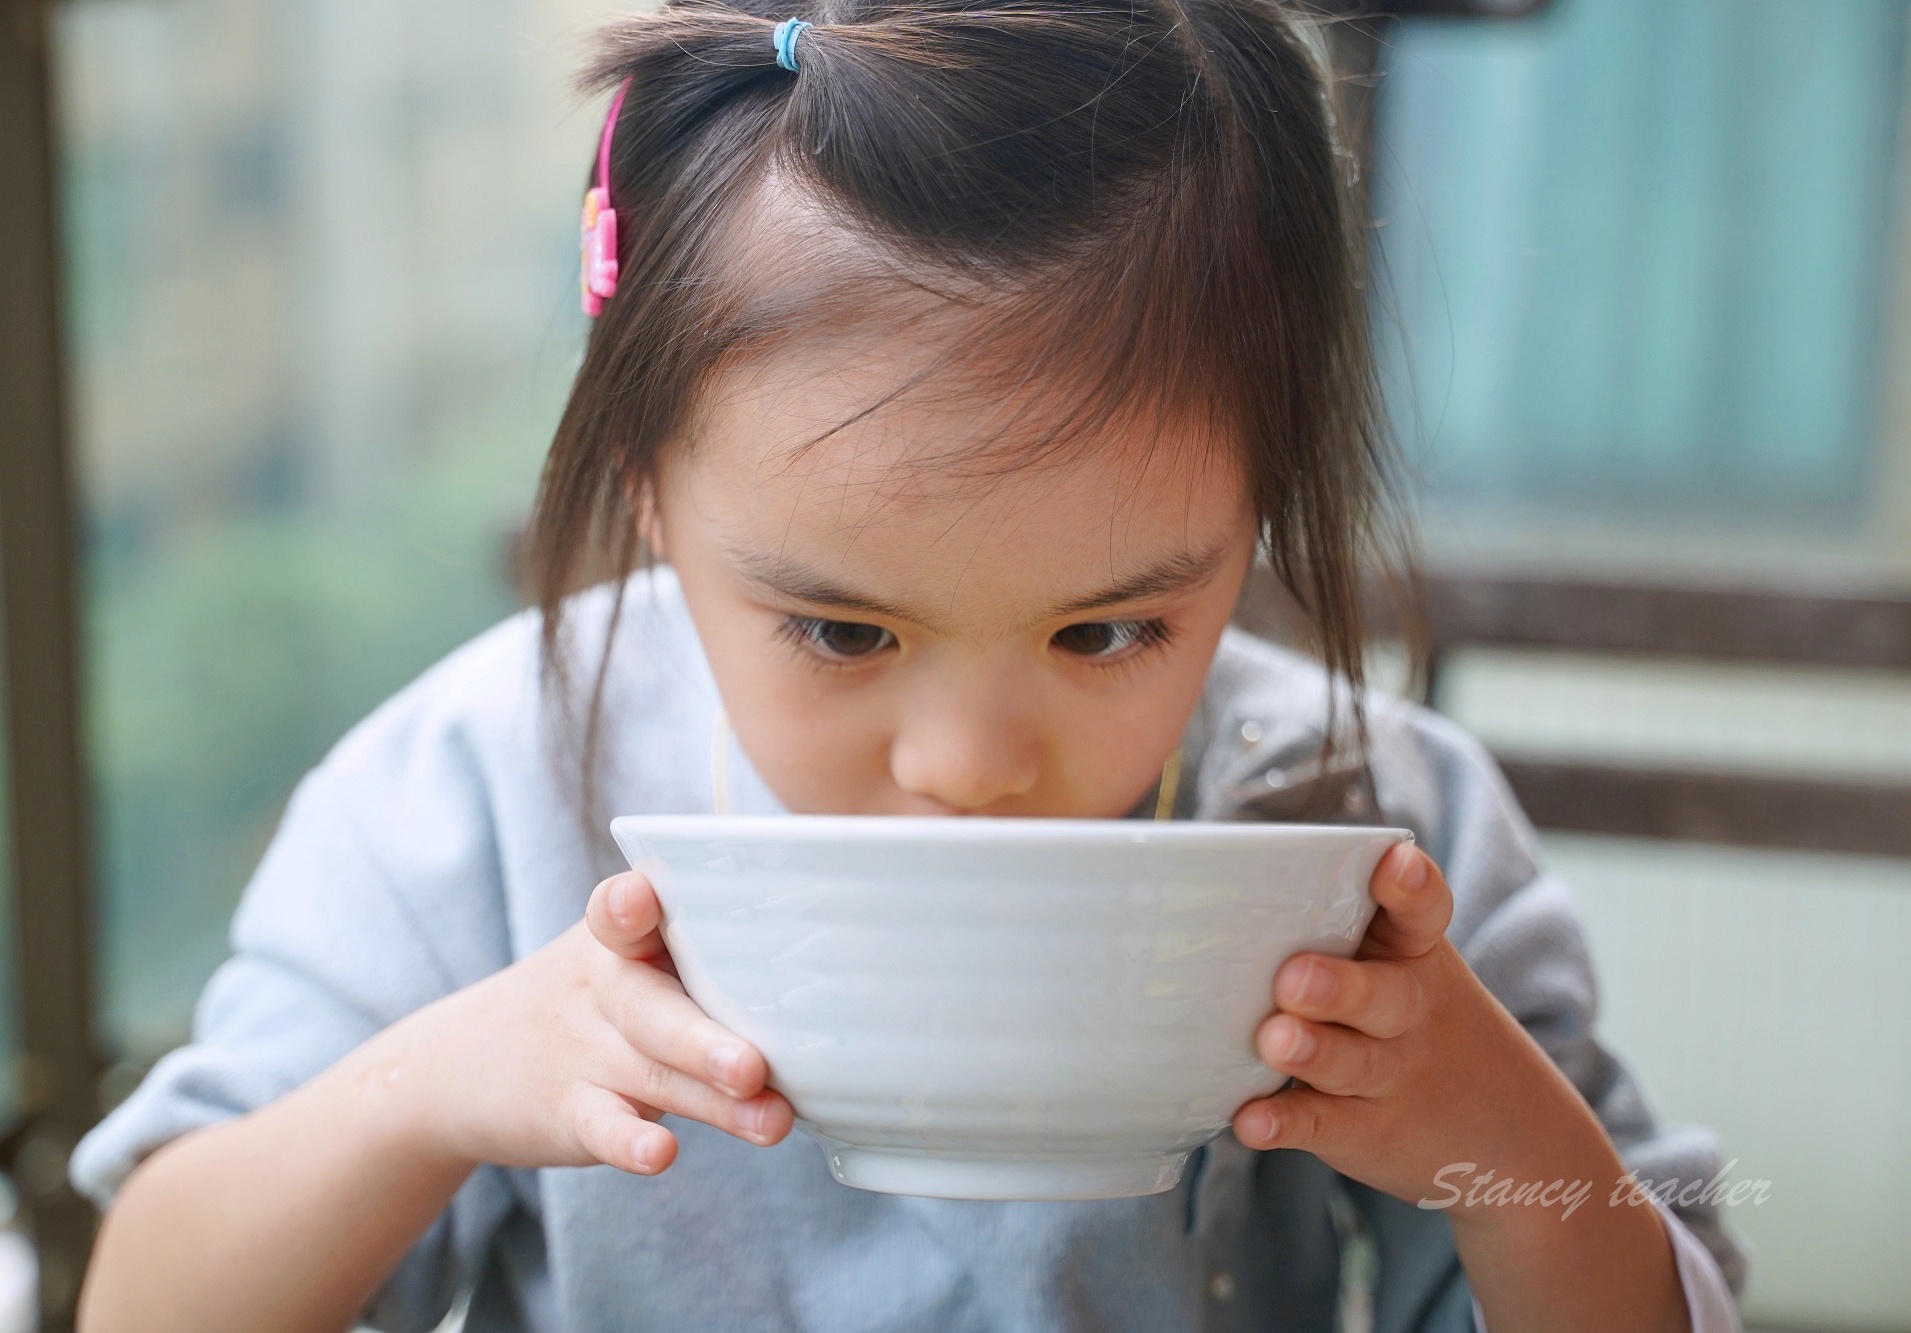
[55,0,619,1063]
[1376,3,1911,1326]
[1378,0,1907,535]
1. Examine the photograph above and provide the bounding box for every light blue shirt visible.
[72,568,1743,1331]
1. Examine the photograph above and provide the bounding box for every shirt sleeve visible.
[1660,1199,1743,1330]
[68,691,527,1332]
[1191,637,1752,1312]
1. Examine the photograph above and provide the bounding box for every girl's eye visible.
[1050,619,1171,660]
[782,616,897,662]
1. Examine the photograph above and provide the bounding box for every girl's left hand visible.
[1231,841,1552,1205]
[1232,843,1691,1333]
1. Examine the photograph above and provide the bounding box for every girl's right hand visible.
[386,871,794,1176]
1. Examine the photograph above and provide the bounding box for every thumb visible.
[586,871,666,961]
[570,1083,678,1176]
[1358,844,1452,961]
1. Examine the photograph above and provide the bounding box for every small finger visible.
[1255,1014,1391,1096]
[1360,845,1452,960]
[620,1055,794,1148]
[1233,1085,1349,1155]
[586,872,665,961]
[1273,954,1425,1038]
[571,1083,678,1175]
[603,961,771,1101]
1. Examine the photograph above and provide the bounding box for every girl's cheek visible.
[741,689,900,814]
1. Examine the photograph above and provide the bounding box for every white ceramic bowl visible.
[611,815,1409,1201]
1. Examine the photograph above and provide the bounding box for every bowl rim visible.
[611,813,1414,848]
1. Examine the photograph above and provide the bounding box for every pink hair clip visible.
[581,80,631,317]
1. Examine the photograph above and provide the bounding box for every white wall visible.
[1558,837,1911,1330]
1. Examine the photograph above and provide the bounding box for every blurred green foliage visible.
[87,431,542,1059]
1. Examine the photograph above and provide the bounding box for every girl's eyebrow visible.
[1033,540,1234,624]
[726,539,1233,632]
[730,550,928,626]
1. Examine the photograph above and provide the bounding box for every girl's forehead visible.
[669,340,1251,623]
[683,331,1244,513]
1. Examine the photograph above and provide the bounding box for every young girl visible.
[71,0,1744,1328]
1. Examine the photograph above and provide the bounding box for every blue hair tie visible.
[773,17,811,72]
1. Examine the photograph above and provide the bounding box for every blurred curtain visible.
[1376,0,1907,522]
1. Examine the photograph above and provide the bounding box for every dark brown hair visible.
[527,0,1397,798]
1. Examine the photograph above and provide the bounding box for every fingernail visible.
[1395,848,1428,894]
[1276,1020,1317,1064]
[738,1098,769,1139]
[709,1042,748,1092]
[1294,959,1336,1008]
[633,1133,663,1173]
[1242,1107,1278,1146]
[609,876,638,925]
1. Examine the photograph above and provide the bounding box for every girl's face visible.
[652,339,1257,818]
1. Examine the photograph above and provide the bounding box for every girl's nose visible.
[888,700,1042,813]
